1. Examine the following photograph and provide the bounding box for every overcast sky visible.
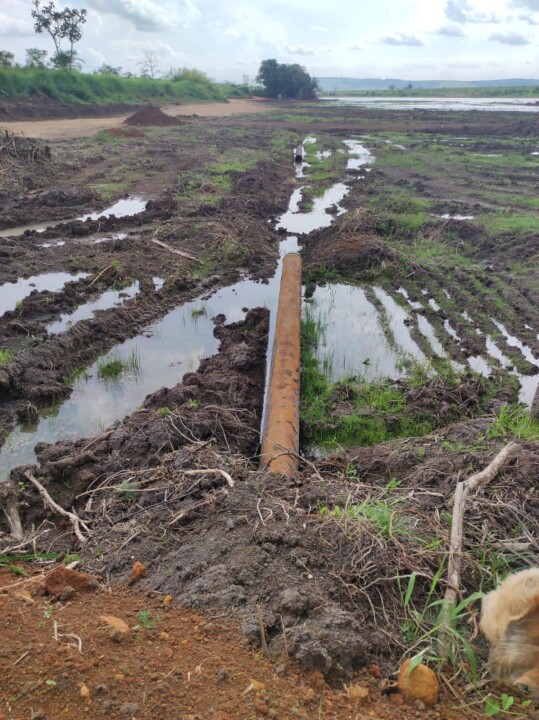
[1,0,538,81]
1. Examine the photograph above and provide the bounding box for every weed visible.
[157,406,171,417]
[0,349,13,365]
[117,478,139,500]
[190,306,207,318]
[97,349,140,381]
[188,398,199,410]
[137,610,160,630]
[487,405,539,442]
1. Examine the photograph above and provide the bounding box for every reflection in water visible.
[47,282,140,335]
[3,197,147,238]
[321,96,539,113]
[0,272,89,317]
[306,284,423,383]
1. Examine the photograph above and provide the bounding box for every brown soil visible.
[0,568,458,720]
[124,105,186,127]
[104,127,145,138]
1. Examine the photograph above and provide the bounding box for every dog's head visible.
[481,569,539,694]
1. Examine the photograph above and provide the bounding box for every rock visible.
[253,700,270,715]
[217,669,229,683]
[80,682,90,698]
[45,567,98,596]
[397,659,439,706]
[99,615,130,642]
[128,561,148,585]
[346,684,369,705]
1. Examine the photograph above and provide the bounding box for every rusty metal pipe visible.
[260,252,302,475]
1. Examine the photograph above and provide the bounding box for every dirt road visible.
[0,98,274,140]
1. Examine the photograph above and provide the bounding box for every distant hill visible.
[316,77,539,91]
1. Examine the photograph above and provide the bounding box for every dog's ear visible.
[510,593,539,641]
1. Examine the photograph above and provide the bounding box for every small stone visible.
[95,684,109,695]
[159,631,170,640]
[398,659,439,706]
[217,669,229,683]
[99,615,130,642]
[163,595,173,607]
[368,664,381,679]
[80,682,90,698]
[254,700,269,715]
[390,693,404,706]
[415,699,426,711]
[347,684,369,706]
[128,561,147,585]
[248,679,266,693]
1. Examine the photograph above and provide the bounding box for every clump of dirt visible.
[103,126,145,138]
[124,105,185,127]
[302,208,396,279]
[0,131,51,164]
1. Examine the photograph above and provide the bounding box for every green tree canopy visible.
[25,48,48,68]
[0,51,15,68]
[256,59,318,99]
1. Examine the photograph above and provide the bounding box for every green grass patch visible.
[482,211,539,235]
[0,67,228,105]
[0,349,14,365]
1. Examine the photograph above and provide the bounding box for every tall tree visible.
[138,50,159,79]
[256,59,318,99]
[25,48,48,68]
[31,1,87,70]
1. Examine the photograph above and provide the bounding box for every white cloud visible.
[285,44,314,55]
[434,24,467,36]
[309,25,328,32]
[85,0,198,32]
[0,14,34,36]
[518,11,539,22]
[489,30,530,43]
[379,33,424,46]
[511,0,539,8]
[445,0,500,23]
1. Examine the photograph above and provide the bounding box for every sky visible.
[1,0,538,82]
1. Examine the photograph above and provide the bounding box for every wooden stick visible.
[440,442,521,645]
[183,468,235,488]
[25,472,90,544]
[149,236,197,261]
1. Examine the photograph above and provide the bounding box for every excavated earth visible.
[1,102,539,719]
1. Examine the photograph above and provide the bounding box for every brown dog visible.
[480,568,539,693]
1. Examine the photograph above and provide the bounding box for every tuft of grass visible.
[487,405,539,442]
[0,349,14,365]
[97,349,140,380]
[190,306,207,318]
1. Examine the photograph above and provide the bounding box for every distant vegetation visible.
[256,59,318,99]
[0,66,253,104]
[324,85,539,98]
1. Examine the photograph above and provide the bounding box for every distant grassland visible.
[323,85,539,98]
[0,67,253,105]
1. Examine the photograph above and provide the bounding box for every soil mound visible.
[124,104,185,127]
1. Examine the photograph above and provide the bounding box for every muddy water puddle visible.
[2,197,147,238]
[47,282,140,335]
[0,272,89,316]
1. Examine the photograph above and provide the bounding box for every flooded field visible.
[1,97,539,720]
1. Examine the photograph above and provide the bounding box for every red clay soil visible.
[124,105,185,127]
[0,567,480,720]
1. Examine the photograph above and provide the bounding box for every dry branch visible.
[440,442,522,645]
[25,472,90,544]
